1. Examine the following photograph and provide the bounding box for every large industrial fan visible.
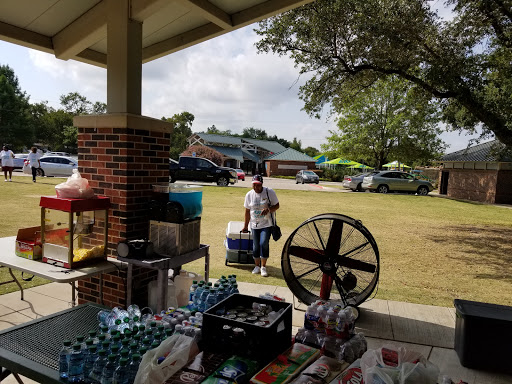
[282,213,379,317]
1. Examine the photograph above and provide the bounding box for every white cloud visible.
[2,8,479,153]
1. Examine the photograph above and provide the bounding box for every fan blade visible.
[320,274,333,301]
[325,219,344,256]
[338,257,377,273]
[289,246,325,264]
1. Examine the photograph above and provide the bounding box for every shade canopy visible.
[382,161,411,169]
[0,0,313,68]
[349,163,374,169]
[322,158,359,166]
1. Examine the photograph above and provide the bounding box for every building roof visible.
[265,148,316,162]
[207,145,244,162]
[242,138,287,154]
[442,140,512,162]
[242,149,260,162]
[194,133,242,146]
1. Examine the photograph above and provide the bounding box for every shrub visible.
[181,145,223,165]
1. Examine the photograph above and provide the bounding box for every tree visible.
[255,0,512,147]
[289,137,302,151]
[162,112,195,160]
[0,65,32,149]
[303,146,320,158]
[322,77,445,169]
[242,127,268,140]
[60,92,91,115]
[181,145,223,165]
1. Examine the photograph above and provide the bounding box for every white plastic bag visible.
[55,170,94,199]
[361,345,438,384]
[134,334,199,384]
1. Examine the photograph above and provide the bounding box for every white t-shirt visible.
[244,186,279,229]
[27,152,41,168]
[0,150,14,167]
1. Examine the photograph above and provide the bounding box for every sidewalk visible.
[0,282,510,384]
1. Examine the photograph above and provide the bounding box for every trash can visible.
[454,299,512,372]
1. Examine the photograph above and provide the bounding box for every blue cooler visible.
[225,221,253,265]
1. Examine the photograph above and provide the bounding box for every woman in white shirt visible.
[242,174,280,277]
[26,147,41,183]
[1,145,15,182]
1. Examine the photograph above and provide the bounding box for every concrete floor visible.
[0,281,510,384]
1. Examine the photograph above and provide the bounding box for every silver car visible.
[13,154,28,170]
[23,155,78,177]
[362,171,433,195]
[296,170,320,184]
[342,172,370,191]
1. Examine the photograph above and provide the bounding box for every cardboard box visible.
[15,226,42,260]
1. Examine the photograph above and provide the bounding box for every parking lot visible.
[176,176,348,192]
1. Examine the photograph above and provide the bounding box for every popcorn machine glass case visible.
[39,196,110,269]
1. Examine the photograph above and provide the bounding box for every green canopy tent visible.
[349,162,374,170]
[382,160,411,171]
[321,158,359,166]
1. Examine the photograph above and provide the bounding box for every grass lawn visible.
[1,174,512,308]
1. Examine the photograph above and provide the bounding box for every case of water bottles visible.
[202,293,293,361]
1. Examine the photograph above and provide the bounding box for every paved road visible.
[176,177,349,192]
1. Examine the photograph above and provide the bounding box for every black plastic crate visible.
[454,299,512,372]
[202,294,292,362]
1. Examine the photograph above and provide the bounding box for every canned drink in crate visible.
[226,314,236,320]
[259,316,270,324]
[254,321,266,327]
[235,317,247,322]
[237,312,248,318]
[246,316,257,323]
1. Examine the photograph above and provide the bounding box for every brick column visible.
[73,113,172,308]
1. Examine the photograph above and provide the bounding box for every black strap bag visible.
[266,188,282,241]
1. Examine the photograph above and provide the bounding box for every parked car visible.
[362,171,433,195]
[13,154,28,170]
[342,172,371,191]
[169,156,237,186]
[296,170,320,184]
[23,155,78,177]
[45,151,72,157]
[235,169,246,181]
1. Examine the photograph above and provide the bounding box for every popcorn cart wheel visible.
[281,213,380,320]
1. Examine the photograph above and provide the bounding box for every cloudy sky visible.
[1,4,481,153]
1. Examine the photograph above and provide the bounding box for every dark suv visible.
[169,156,237,186]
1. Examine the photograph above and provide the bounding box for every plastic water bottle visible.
[325,309,337,337]
[194,281,204,305]
[59,340,72,381]
[205,288,217,311]
[189,280,198,302]
[217,286,226,303]
[100,354,117,384]
[315,305,327,336]
[68,343,85,383]
[198,287,210,312]
[304,305,318,331]
[90,349,108,383]
[129,354,141,383]
[83,345,98,383]
[127,304,141,320]
[230,283,239,296]
[97,310,112,326]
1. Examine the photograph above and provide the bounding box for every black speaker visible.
[117,240,153,259]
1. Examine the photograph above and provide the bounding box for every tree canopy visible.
[256,0,512,147]
[323,77,445,168]
[0,64,106,152]
[162,112,195,160]
[0,65,32,148]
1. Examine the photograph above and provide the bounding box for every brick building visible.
[264,148,317,177]
[439,140,512,204]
